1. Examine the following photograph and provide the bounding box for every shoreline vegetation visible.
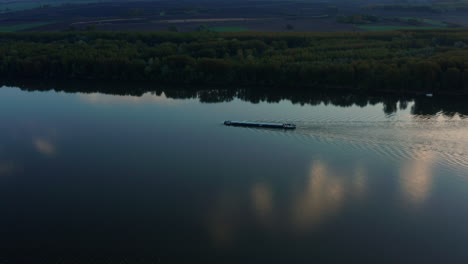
[1,30,468,94]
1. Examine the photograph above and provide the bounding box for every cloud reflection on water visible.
[209,159,370,246]
[34,138,56,156]
[251,182,274,223]
[207,150,437,247]
[290,160,345,233]
[400,150,435,206]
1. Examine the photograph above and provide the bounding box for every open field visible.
[419,18,447,27]
[400,17,448,27]
[90,18,358,32]
[0,0,99,13]
[0,0,466,32]
[358,25,441,31]
[0,22,54,32]
[209,26,249,32]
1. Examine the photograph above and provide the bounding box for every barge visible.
[224,121,296,129]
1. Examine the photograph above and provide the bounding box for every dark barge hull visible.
[224,121,296,129]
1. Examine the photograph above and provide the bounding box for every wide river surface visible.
[0,86,467,263]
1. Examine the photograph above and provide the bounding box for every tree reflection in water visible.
[7,81,468,116]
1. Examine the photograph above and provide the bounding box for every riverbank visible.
[1,30,468,94]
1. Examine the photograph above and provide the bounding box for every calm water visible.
[1,86,468,263]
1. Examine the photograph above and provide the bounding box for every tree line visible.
[1,30,468,94]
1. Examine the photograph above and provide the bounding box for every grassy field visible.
[0,22,55,32]
[209,26,249,32]
[435,0,468,10]
[0,1,99,13]
[358,25,441,31]
[422,19,447,27]
[400,17,447,27]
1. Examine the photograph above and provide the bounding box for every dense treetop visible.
[1,30,468,93]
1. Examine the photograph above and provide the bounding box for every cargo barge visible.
[224,121,296,129]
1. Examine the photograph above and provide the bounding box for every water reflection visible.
[209,159,370,246]
[206,153,448,249]
[251,182,274,223]
[0,84,467,262]
[78,92,183,105]
[353,163,368,199]
[34,138,56,156]
[400,150,435,206]
[207,148,453,246]
[209,193,242,247]
[5,82,468,116]
[291,160,345,233]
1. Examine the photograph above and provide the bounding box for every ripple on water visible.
[240,113,468,177]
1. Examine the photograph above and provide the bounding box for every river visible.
[0,85,467,263]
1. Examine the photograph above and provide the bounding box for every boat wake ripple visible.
[247,116,468,176]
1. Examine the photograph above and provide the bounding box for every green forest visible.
[1,30,468,93]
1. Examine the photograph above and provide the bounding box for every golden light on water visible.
[290,160,345,233]
[400,150,435,206]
